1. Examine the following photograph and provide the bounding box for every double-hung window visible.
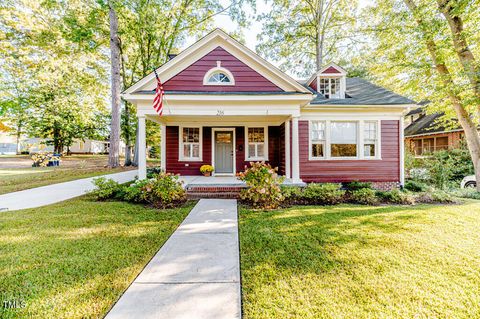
[364,121,378,157]
[319,78,341,98]
[311,121,326,158]
[180,127,201,161]
[246,127,267,160]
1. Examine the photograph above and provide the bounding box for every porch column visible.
[284,119,291,179]
[160,123,166,172]
[291,116,301,183]
[138,115,147,180]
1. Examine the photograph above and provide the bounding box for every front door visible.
[214,130,234,174]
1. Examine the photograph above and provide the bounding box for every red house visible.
[123,29,415,189]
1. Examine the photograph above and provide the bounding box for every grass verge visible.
[239,201,480,319]
[0,167,130,195]
[0,198,194,318]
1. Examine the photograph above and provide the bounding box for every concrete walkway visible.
[105,199,241,319]
[0,170,137,211]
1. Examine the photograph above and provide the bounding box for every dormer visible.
[307,63,347,99]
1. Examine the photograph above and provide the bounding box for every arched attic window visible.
[203,61,235,85]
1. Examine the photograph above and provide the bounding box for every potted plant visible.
[200,165,214,177]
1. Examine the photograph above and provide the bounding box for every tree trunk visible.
[108,1,121,168]
[315,0,325,71]
[404,0,480,191]
[436,0,480,118]
[16,124,22,155]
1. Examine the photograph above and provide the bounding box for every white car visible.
[461,175,477,188]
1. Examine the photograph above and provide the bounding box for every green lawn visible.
[0,198,194,319]
[0,167,130,195]
[240,201,480,319]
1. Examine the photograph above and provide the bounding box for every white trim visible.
[203,65,235,85]
[125,93,311,102]
[307,119,383,161]
[244,126,269,161]
[285,120,291,179]
[179,126,203,162]
[400,117,405,186]
[211,128,236,176]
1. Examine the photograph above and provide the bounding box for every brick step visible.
[186,186,246,193]
[187,192,241,199]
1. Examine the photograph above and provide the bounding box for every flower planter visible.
[203,172,212,177]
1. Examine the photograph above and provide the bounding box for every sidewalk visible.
[105,199,241,319]
[0,170,137,211]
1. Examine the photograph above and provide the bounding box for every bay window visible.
[311,121,326,158]
[180,127,202,161]
[309,120,381,160]
[246,127,268,160]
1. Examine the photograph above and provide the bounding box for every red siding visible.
[166,126,282,175]
[166,126,212,175]
[299,120,400,183]
[163,47,282,92]
[309,79,317,91]
[322,66,341,74]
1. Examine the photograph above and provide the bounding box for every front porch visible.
[136,113,305,184]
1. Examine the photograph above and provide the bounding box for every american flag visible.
[153,70,165,116]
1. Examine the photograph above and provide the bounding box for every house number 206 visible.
[216,110,224,116]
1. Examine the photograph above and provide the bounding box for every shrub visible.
[302,183,345,205]
[147,167,163,178]
[237,162,285,210]
[140,173,186,208]
[451,188,480,200]
[200,165,214,174]
[89,177,125,200]
[415,189,457,204]
[349,188,378,205]
[281,186,304,205]
[404,180,428,192]
[123,179,151,203]
[376,190,415,205]
[343,181,372,191]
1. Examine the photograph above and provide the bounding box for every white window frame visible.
[308,120,382,160]
[317,76,345,99]
[203,62,235,86]
[179,126,203,162]
[245,126,269,161]
[309,120,326,160]
[363,120,380,159]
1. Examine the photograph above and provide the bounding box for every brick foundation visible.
[370,181,401,191]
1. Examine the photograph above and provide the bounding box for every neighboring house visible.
[123,29,415,189]
[0,133,124,155]
[404,106,465,157]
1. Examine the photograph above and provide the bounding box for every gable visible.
[322,66,342,74]
[123,29,310,95]
[163,46,282,92]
